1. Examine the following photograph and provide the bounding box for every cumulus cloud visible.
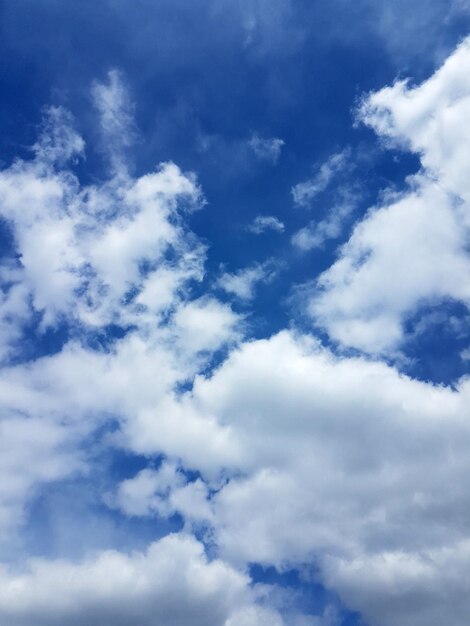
[0,118,204,331]
[103,326,470,624]
[157,330,470,625]
[114,462,213,522]
[0,79,241,540]
[307,38,470,353]
[0,533,278,626]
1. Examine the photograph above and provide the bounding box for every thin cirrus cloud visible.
[0,20,470,626]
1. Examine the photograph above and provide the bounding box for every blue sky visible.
[1,1,470,625]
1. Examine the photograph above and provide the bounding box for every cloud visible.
[324,540,470,626]
[249,134,285,164]
[157,330,470,625]
[11,320,470,624]
[291,190,358,250]
[92,69,137,175]
[291,149,361,251]
[0,79,241,541]
[216,260,279,300]
[0,98,204,332]
[360,0,470,66]
[0,414,84,538]
[114,462,213,522]
[461,347,470,360]
[291,150,351,208]
[0,533,280,626]
[306,38,470,353]
[247,215,285,234]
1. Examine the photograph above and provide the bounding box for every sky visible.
[0,1,470,625]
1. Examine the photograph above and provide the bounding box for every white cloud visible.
[15,324,470,624]
[170,297,241,353]
[94,317,470,621]
[249,134,285,164]
[0,533,276,626]
[216,260,278,300]
[461,347,470,360]
[291,150,351,208]
[306,38,470,353]
[247,215,285,234]
[291,149,360,251]
[135,330,470,625]
[33,106,85,165]
[0,415,84,537]
[0,271,31,363]
[291,191,357,250]
[324,540,470,626]
[0,103,204,333]
[92,69,136,175]
[114,462,213,522]
[360,37,470,206]
[0,80,242,540]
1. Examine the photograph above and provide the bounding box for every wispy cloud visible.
[291,149,351,207]
[247,214,285,234]
[249,134,285,164]
[217,259,279,300]
[292,190,359,250]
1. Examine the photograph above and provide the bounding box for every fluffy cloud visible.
[0,533,277,626]
[0,81,241,540]
[307,38,470,353]
[114,462,213,522]
[122,330,470,625]
[0,129,203,332]
[324,540,470,626]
